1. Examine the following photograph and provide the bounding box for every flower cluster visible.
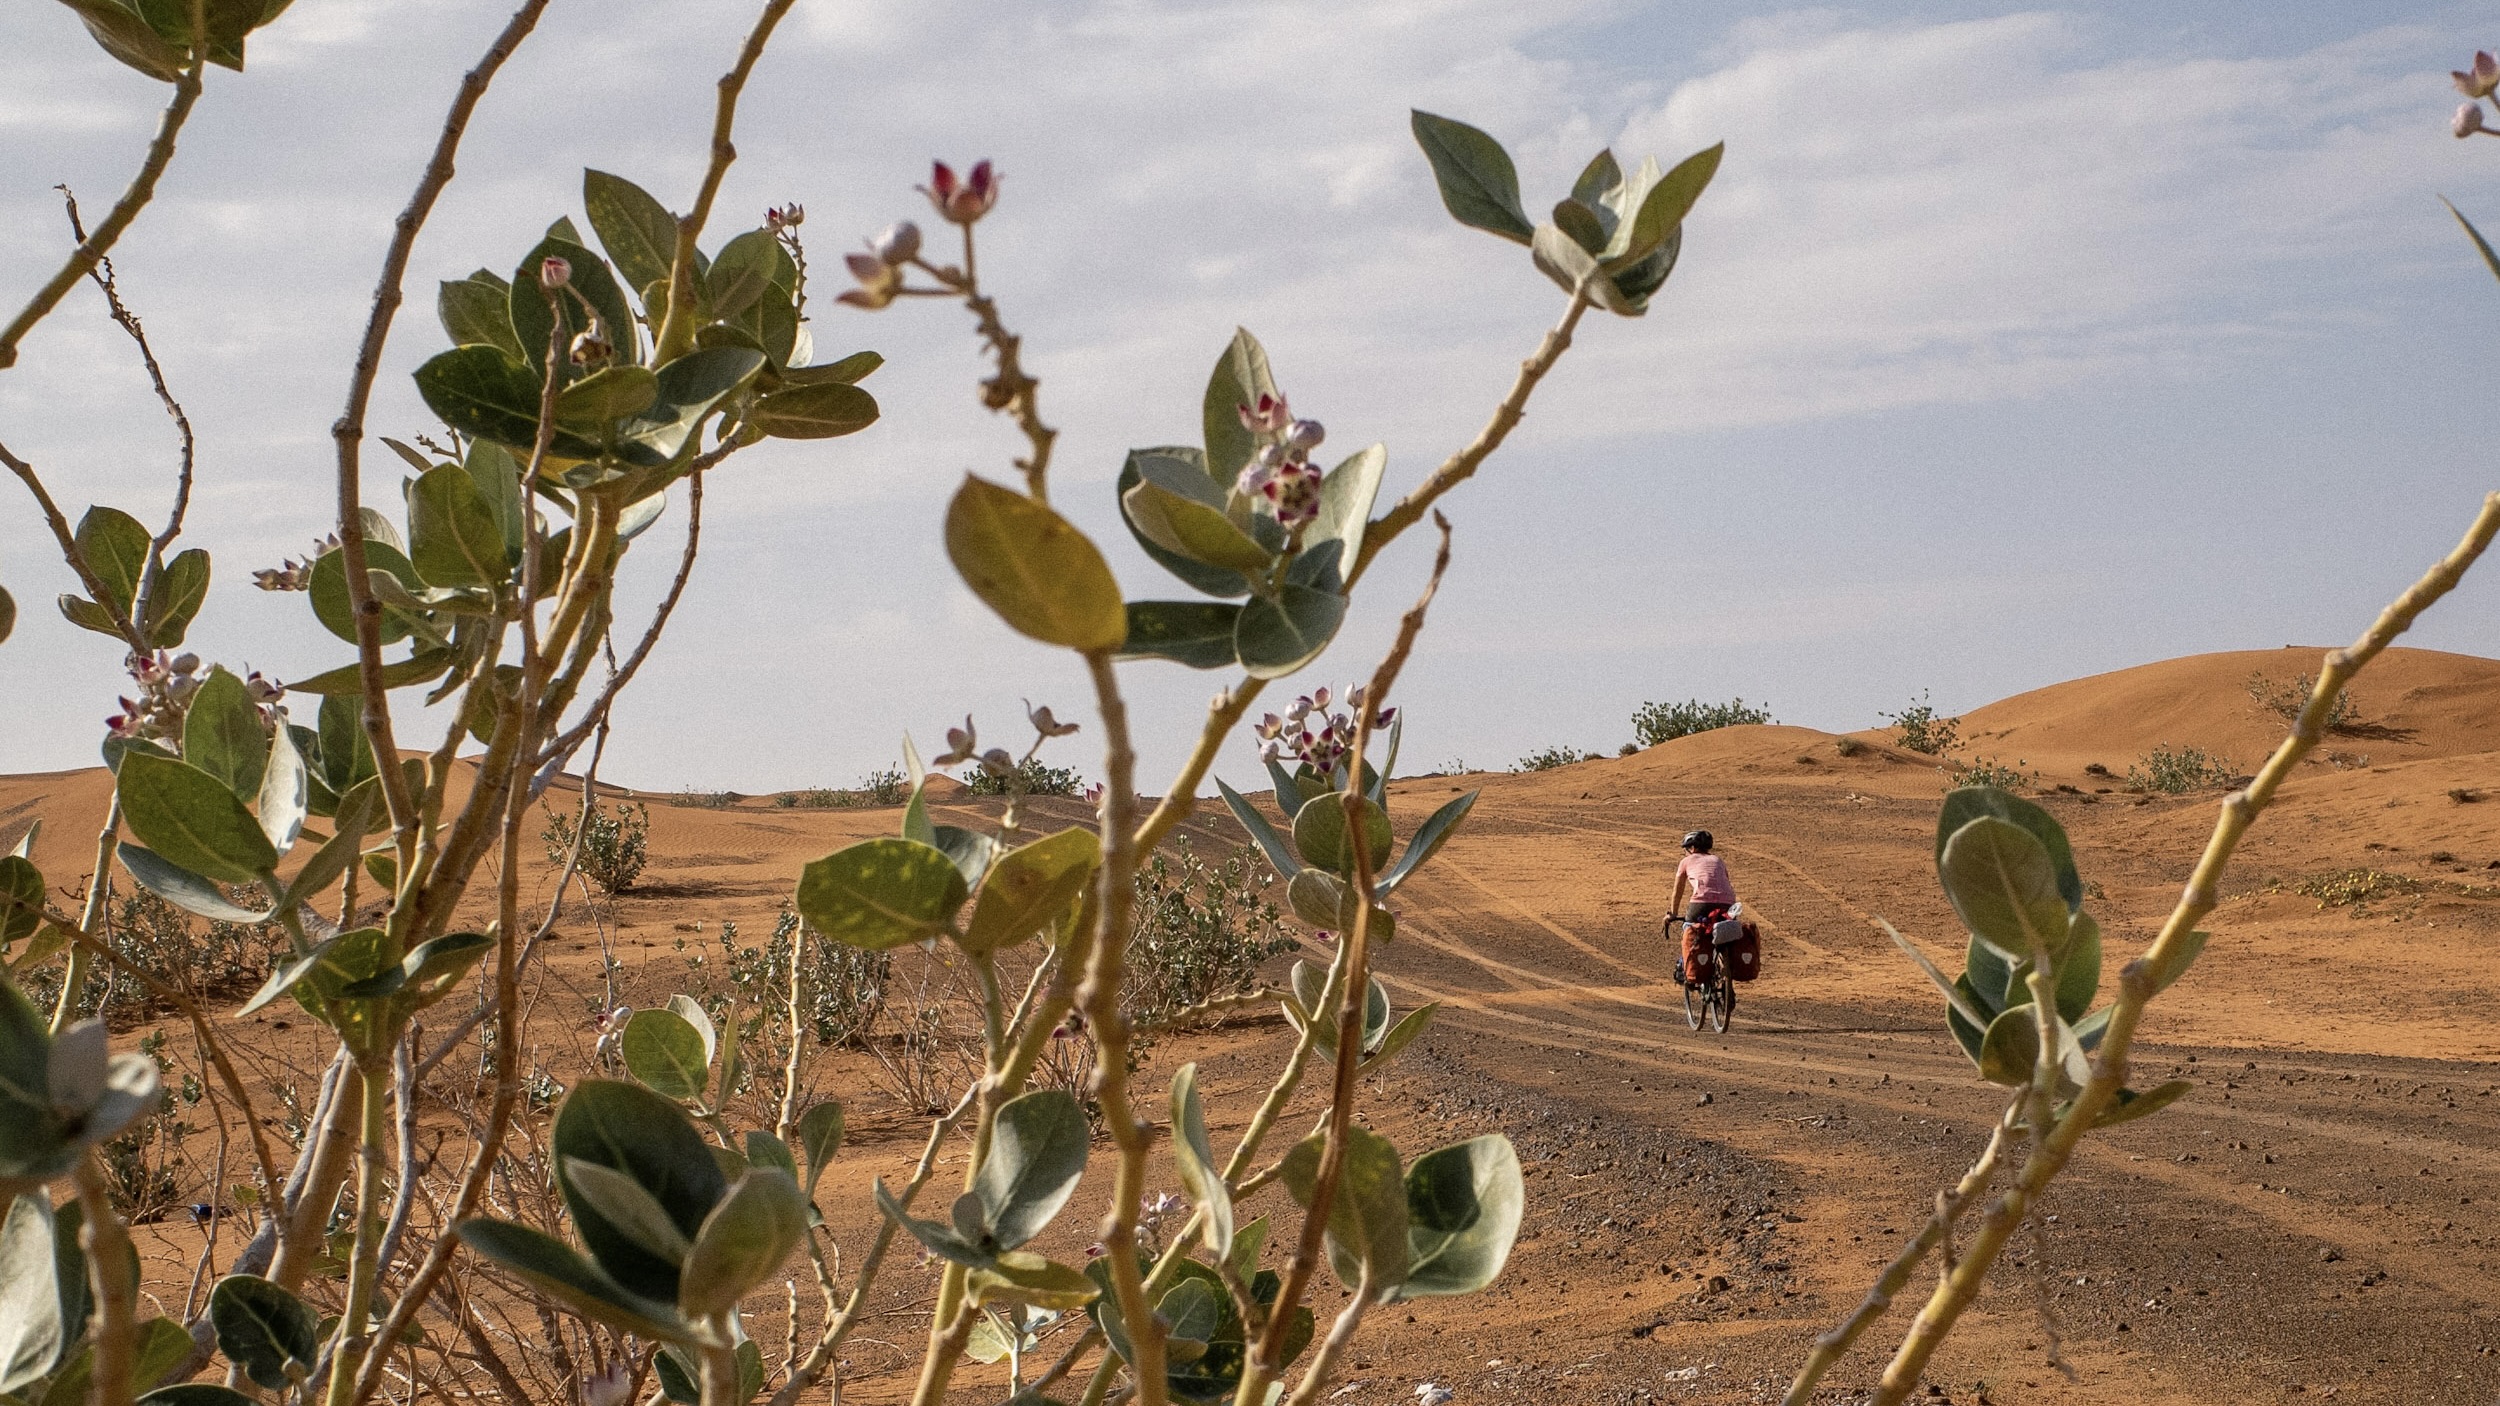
[2455,51,2500,137]
[107,653,283,741]
[1253,683,1395,770]
[765,202,805,233]
[592,1004,633,1062]
[930,714,1013,779]
[252,533,337,592]
[1232,392,1328,529]
[840,220,924,310]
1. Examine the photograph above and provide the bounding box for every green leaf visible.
[0,859,42,952]
[1309,444,1385,569]
[1552,197,1608,255]
[1617,142,1722,265]
[961,828,1099,953]
[944,476,1127,651]
[1399,1134,1523,1299]
[971,1090,1090,1252]
[562,1158,693,1264]
[1285,869,1345,929]
[117,754,278,886]
[678,1167,807,1320]
[1169,1063,1232,1257]
[453,1219,693,1343]
[2054,912,2101,1024]
[1234,585,1346,679]
[180,667,267,800]
[396,931,491,1009]
[461,440,526,567]
[552,1079,729,1304]
[1279,1126,1409,1293]
[0,583,13,645]
[1531,222,1610,304]
[622,1009,712,1101]
[2090,1080,2192,1129]
[967,1251,1100,1312]
[54,0,187,81]
[0,1196,66,1394]
[1291,792,1393,878]
[117,844,267,924]
[1215,778,1299,878]
[556,364,659,425]
[1116,447,1253,599]
[238,941,334,1019]
[1378,790,1476,894]
[776,350,883,386]
[257,721,307,852]
[409,462,514,591]
[584,170,681,296]
[73,507,149,623]
[141,548,209,649]
[512,236,638,374]
[748,381,879,440]
[2448,198,2500,286]
[1938,816,2073,963]
[287,648,451,697]
[743,1131,798,1185]
[795,838,969,950]
[667,995,718,1068]
[1409,111,1535,245]
[208,1274,318,1391]
[1936,787,2083,911]
[871,1177,992,1269]
[797,1101,843,1196]
[307,542,424,647]
[438,273,523,359]
[1117,600,1241,669]
[618,347,766,468]
[1573,149,1623,208]
[705,229,781,320]
[414,345,593,460]
[1359,1001,1437,1075]
[1201,330,1282,493]
[1121,478,1272,574]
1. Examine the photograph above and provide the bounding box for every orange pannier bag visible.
[1719,921,1762,982]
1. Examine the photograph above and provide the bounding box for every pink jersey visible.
[1677,852,1734,904]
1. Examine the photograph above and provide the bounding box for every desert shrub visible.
[857,766,909,805]
[1949,755,2036,792]
[2128,744,2237,794]
[542,800,650,893]
[1631,696,1774,746]
[1126,839,1298,1028]
[962,756,1083,797]
[683,907,890,1050]
[1882,691,1961,755]
[97,1029,200,1222]
[2247,670,2357,730]
[2293,868,2420,910]
[1514,744,1596,772]
[1834,735,1867,757]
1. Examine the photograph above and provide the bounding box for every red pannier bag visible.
[1718,920,1762,982]
[1678,923,1716,984]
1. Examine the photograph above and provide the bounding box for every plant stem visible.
[0,26,205,370]
[322,1055,391,1406]
[1854,489,2500,1403]
[50,796,123,1034]
[329,0,553,845]
[74,1155,139,1406]
[1277,1276,1372,1406]
[656,0,799,362]
[699,1338,744,1406]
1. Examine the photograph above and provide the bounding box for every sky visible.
[5,0,2500,796]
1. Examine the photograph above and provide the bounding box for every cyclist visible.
[1669,829,1736,983]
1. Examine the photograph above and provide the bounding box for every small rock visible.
[2319,1247,2342,1263]
[1696,1092,1714,1106]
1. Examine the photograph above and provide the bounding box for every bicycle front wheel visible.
[1683,977,1704,1029]
[1708,970,1733,1033]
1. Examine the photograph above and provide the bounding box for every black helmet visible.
[1682,829,1713,853]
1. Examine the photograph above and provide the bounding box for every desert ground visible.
[4,645,2498,1405]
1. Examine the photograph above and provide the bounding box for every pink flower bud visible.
[1284,418,1325,451]
[871,222,922,265]
[2458,52,2500,99]
[170,653,199,676]
[1236,393,1291,435]
[923,160,1000,225]
[766,203,806,231]
[1026,699,1079,737]
[539,256,571,290]
[978,748,1014,777]
[2458,101,2488,139]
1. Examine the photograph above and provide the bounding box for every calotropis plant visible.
[3,1,1734,1403]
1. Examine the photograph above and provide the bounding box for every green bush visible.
[963,756,1083,797]
[2246,671,2357,730]
[1949,756,2035,792]
[542,800,651,893]
[2127,745,2237,795]
[1630,696,1773,746]
[1127,839,1298,1028]
[1883,691,1960,755]
[1513,744,1596,772]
